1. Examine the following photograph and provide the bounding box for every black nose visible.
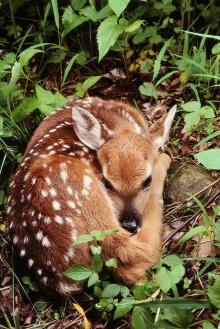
[119,212,141,234]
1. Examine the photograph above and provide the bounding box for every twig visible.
[164,177,220,220]
[163,190,220,245]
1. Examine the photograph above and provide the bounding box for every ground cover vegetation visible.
[0,0,220,328]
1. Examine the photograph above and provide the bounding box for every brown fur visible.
[7,97,175,296]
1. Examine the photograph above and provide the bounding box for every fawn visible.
[7,97,176,296]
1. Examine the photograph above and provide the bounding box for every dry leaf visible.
[73,303,91,329]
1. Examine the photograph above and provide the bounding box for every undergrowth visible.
[0,0,220,328]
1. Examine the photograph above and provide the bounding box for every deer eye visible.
[101,177,113,190]
[142,175,152,189]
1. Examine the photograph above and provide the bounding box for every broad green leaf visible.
[125,20,144,33]
[207,275,220,308]
[157,309,193,328]
[132,306,154,329]
[36,85,55,104]
[153,38,172,81]
[64,265,92,280]
[202,322,216,329]
[75,234,93,244]
[194,149,220,170]
[97,16,125,61]
[19,48,43,67]
[94,286,102,298]
[212,42,220,54]
[62,6,89,38]
[102,284,121,298]
[105,258,117,268]
[114,298,135,319]
[39,104,54,115]
[120,285,130,298]
[90,245,102,255]
[195,130,220,147]
[184,111,200,132]
[109,0,131,17]
[92,254,103,273]
[22,276,31,284]
[163,255,183,268]
[52,92,67,107]
[200,106,215,119]
[156,267,172,293]
[178,225,208,244]
[71,0,87,11]
[51,0,59,30]
[47,50,66,64]
[80,5,113,21]
[29,281,39,292]
[139,82,157,99]
[12,97,40,122]
[87,272,99,287]
[181,101,201,112]
[82,76,101,95]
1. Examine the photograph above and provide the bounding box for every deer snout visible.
[119,211,141,233]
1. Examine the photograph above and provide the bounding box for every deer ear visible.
[72,107,105,150]
[150,105,177,148]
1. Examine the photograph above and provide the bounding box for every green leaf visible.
[184,111,200,132]
[202,322,216,329]
[36,85,55,104]
[200,106,215,119]
[29,281,39,292]
[92,254,103,273]
[194,149,220,170]
[178,225,208,244]
[132,306,154,329]
[94,286,102,298]
[125,20,144,33]
[80,5,113,22]
[142,298,211,309]
[51,0,59,30]
[207,275,220,308]
[87,272,99,287]
[163,255,183,267]
[102,283,121,298]
[75,234,93,244]
[156,267,172,293]
[97,16,125,61]
[105,258,117,268]
[64,265,92,280]
[139,82,157,99]
[90,245,102,255]
[12,97,40,122]
[212,42,220,54]
[62,53,85,85]
[62,6,89,38]
[19,48,43,67]
[181,101,201,112]
[195,130,220,147]
[4,61,22,96]
[22,276,31,284]
[71,0,87,11]
[109,0,131,17]
[120,285,130,298]
[153,38,172,81]
[114,298,135,319]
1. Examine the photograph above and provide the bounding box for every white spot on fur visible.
[67,186,74,195]
[52,200,61,210]
[20,249,26,257]
[55,215,63,225]
[67,200,75,209]
[28,259,34,267]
